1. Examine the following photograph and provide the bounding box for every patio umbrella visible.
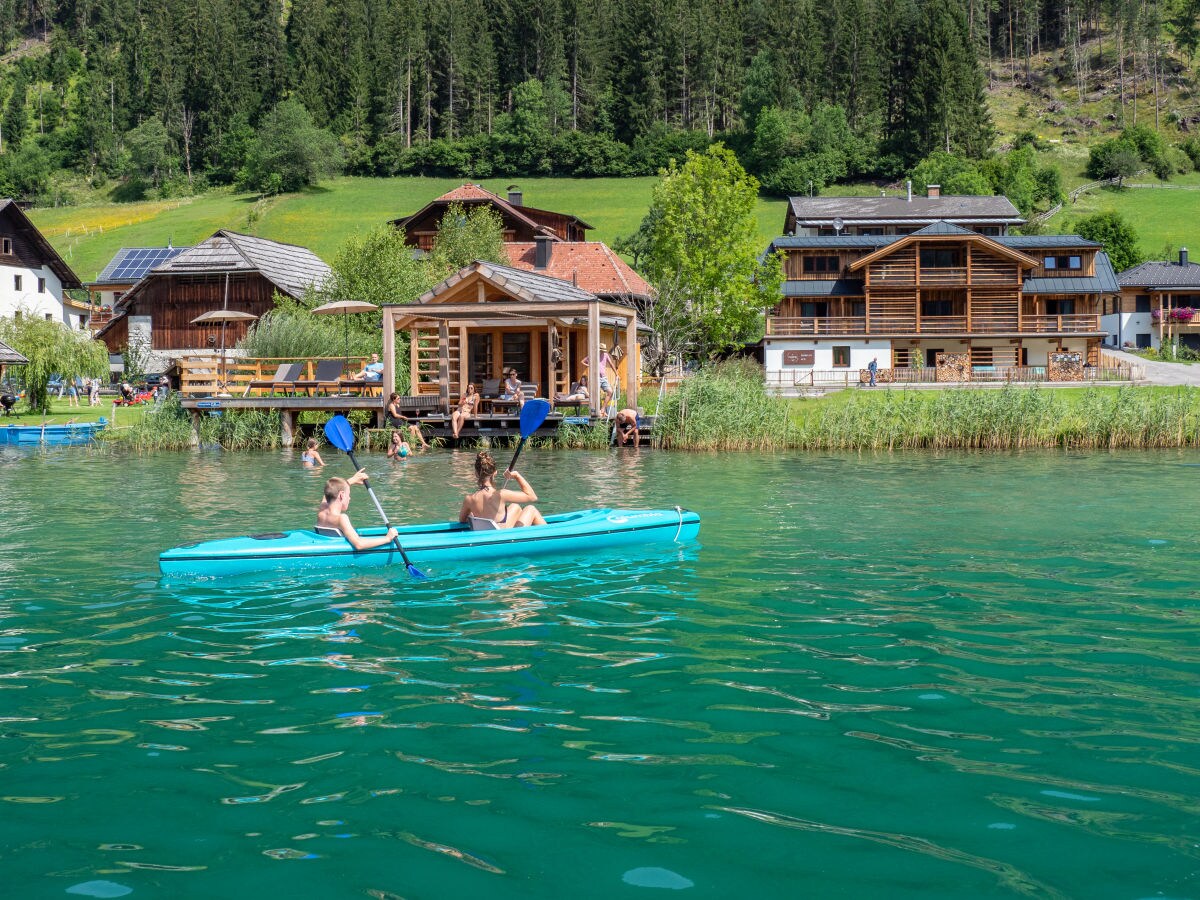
[310,300,379,365]
[191,309,259,394]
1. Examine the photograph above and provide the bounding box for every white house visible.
[1105,249,1200,351]
[0,199,84,327]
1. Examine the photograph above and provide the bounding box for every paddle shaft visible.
[498,437,529,492]
[345,447,420,571]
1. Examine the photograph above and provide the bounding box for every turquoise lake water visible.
[1,447,1198,898]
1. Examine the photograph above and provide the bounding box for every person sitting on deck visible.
[385,392,430,448]
[500,369,525,408]
[350,353,384,382]
[315,471,399,550]
[450,383,480,439]
[554,375,589,408]
[386,431,411,459]
[458,450,546,530]
[301,438,325,467]
[614,408,641,448]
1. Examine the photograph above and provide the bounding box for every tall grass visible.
[654,359,793,450]
[103,397,283,450]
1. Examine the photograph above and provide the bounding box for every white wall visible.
[764,338,893,375]
[1101,312,1155,350]
[0,263,68,324]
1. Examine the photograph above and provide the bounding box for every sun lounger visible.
[243,362,303,397]
[292,359,344,396]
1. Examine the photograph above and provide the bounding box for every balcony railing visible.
[766,316,866,336]
[918,267,968,284]
[1022,314,1101,333]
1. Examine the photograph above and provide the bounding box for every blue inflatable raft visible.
[159,507,700,577]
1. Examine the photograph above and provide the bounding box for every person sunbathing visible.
[450,383,479,439]
[457,451,545,530]
[350,353,384,381]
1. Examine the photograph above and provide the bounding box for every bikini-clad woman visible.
[457,451,546,530]
[450,383,480,439]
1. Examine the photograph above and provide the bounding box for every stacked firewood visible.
[1048,351,1084,381]
[936,353,971,382]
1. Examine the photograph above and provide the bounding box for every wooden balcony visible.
[1022,314,1102,333]
[917,267,968,285]
[766,316,867,336]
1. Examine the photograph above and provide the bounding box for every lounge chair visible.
[292,359,345,396]
[243,362,303,397]
[491,382,540,414]
[477,378,503,413]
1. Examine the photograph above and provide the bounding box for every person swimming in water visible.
[386,430,411,459]
[301,438,325,466]
[457,450,545,530]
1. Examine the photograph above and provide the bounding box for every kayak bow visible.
[159,507,700,577]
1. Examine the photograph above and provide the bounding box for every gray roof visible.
[910,221,977,237]
[0,338,28,365]
[998,235,1102,249]
[478,261,599,304]
[781,279,864,297]
[1118,258,1200,289]
[148,230,330,298]
[789,194,1024,224]
[93,245,190,285]
[1024,253,1119,295]
[769,235,896,252]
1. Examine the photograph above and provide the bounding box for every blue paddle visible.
[323,415,426,579]
[508,399,551,473]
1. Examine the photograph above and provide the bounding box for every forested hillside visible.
[0,0,1197,206]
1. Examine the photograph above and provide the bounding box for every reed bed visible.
[101,398,283,451]
[654,359,793,451]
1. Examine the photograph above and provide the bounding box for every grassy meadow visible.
[29,176,791,281]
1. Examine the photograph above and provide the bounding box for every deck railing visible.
[768,364,1136,390]
[766,316,867,336]
[178,355,374,397]
[766,313,1102,336]
[1022,314,1101,333]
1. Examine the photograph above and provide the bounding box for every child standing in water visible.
[301,438,325,467]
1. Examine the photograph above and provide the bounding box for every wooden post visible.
[409,329,418,394]
[625,311,639,411]
[281,409,296,448]
[382,307,395,403]
[588,301,601,417]
[189,410,201,448]
[437,320,450,413]
[458,324,468,396]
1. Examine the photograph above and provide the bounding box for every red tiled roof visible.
[504,242,652,299]
[392,183,593,234]
[435,183,507,203]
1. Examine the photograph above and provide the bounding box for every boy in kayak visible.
[316,471,399,550]
[458,451,546,530]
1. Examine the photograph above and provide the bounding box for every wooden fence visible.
[179,355,374,397]
[767,364,1137,391]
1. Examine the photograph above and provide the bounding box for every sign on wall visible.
[783,350,815,366]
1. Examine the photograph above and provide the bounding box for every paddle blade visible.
[519,398,552,437]
[406,562,427,579]
[324,415,356,452]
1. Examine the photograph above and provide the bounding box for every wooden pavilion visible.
[382,261,640,417]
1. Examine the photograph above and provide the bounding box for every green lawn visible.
[1,396,130,426]
[1046,180,1200,258]
[29,176,792,281]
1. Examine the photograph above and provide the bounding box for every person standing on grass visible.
[66,377,79,408]
[867,357,878,387]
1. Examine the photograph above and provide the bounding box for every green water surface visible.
[1,447,1198,899]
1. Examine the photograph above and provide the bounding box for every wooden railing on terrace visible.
[768,314,1101,336]
[179,355,373,397]
[767,365,1136,390]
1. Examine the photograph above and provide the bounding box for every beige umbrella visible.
[191,309,259,394]
[310,300,379,365]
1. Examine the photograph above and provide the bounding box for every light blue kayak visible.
[159,508,700,577]
[0,419,107,446]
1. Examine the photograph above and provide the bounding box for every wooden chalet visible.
[785,185,1025,237]
[85,245,190,331]
[1107,248,1200,350]
[95,231,330,369]
[382,261,640,417]
[391,184,592,250]
[764,218,1121,384]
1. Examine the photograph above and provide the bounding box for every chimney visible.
[534,234,553,270]
[927,184,941,199]
[507,184,523,207]
[1182,247,1190,266]
[906,180,912,202]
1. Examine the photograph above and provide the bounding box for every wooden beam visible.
[437,320,450,412]
[382,307,395,405]
[625,311,638,410]
[588,301,601,417]
[458,324,468,396]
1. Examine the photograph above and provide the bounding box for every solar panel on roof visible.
[96,246,189,283]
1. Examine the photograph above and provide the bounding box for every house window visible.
[44,313,53,321]
[802,256,840,274]
[1045,299,1076,315]
[971,346,994,368]
[849,301,866,317]
[832,346,850,367]
[13,274,22,291]
[800,301,828,318]
[37,277,45,294]
[859,227,884,236]
[1043,255,1082,270]
[0,237,10,254]
[1136,333,1151,349]
[919,248,962,268]
[502,332,531,381]
[977,227,1001,236]
[1135,295,1151,313]
[921,299,955,317]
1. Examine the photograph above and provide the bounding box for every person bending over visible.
[614,408,640,448]
[385,392,429,447]
[458,450,546,530]
[315,471,398,550]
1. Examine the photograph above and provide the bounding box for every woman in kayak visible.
[316,471,399,550]
[458,450,546,530]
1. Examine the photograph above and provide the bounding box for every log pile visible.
[858,368,896,384]
[936,352,971,382]
[1048,351,1084,381]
